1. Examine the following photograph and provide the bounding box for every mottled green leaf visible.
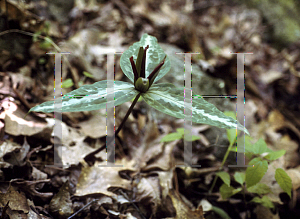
[252,138,268,155]
[251,196,274,209]
[234,137,272,157]
[275,168,292,198]
[234,172,245,186]
[175,128,200,141]
[160,128,200,142]
[61,78,74,88]
[216,171,231,187]
[231,135,253,153]
[219,184,234,200]
[131,95,143,102]
[29,80,139,113]
[232,188,242,195]
[191,135,201,141]
[246,157,268,188]
[265,150,286,161]
[176,128,184,135]
[142,83,249,133]
[83,71,94,78]
[120,33,171,83]
[247,183,271,195]
[220,184,241,199]
[160,132,182,142]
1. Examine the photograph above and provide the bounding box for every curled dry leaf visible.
[2,100,53,137]
[49,181,73,219]
[2,137,30,166]
[285,166,300,191]
[0,186,29,214]
[56,120,105,167]
[168,189,205,219]
[12,179,53,201]
[135,176,162,215]
[75,159,137,198]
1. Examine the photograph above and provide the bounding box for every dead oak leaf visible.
[135,176,162,214]
[0,186,29,213]
[168,189,205,219]
[75,159,137,198]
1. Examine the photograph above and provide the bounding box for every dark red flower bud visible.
[140,45,149,78]
[147,55,166,87]
[130,56,138,82]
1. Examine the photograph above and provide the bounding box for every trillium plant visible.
[29,34,248,161]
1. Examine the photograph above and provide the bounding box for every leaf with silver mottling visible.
[142,83,249,133]
[120,33,171,83]
[29,80,139,113]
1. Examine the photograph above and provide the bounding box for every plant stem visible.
[84,93,141,165]
[209,142,234,193]
[115,93,141,136]
[221,142,234,167]
[209,175,219,194]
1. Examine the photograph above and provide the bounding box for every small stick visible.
[67,199,98,219]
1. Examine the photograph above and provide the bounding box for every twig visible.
[67,199,98,219]
[12,86,32,110]
[118,189,147,219]
[0,29,61,51]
